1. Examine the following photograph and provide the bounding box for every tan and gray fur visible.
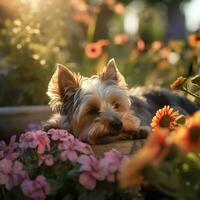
[44,59,198,144]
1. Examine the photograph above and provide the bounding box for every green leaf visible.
[191,75,200,86]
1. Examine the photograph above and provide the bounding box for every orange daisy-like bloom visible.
[188,33,200,48]
[114,34,129,45]
[85,43,102,59]
[151,106,180,131]
[85,40,109,59]
[169,111,200,152]
[118,129,169,188]
[170,76,187,90]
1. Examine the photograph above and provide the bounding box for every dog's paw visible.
[131,126,151,140]
[93,133,132,144]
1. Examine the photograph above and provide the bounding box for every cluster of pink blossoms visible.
[0,129,127,199]
[0,158,27,190]
[78,149,128,189]
[0,135,18,160]
[21,175,50,200]
[0,131,51,200]
[19,130,50,154]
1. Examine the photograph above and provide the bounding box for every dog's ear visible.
[47,64,80,112]
[100,58,127,87]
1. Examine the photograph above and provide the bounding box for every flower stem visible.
[182,88,200,100]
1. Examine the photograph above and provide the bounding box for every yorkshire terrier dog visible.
[44,59,198,144]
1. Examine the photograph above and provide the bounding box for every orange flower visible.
[85,43,102,58]
[85,40,109,59]
[170,76,186,90]
[114,34,129,45]
[118,129,169,188]
[188,33,200,47]
[168,111,200,152]
[136,39,145,51]
[187,110,200,126]
[113,3,125,15]
[97,39,109,46]
[103,0,116,7]
[151,41,162,51]
[151,106,180,131]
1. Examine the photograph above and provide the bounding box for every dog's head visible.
[46,59,140,144]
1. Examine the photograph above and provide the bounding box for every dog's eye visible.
[88,107,99,115]
[113,103,119,109]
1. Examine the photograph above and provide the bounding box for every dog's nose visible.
[109,119,123,132]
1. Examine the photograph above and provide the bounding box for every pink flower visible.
[73,139,94,154]
[77,155,105,189]
[58,138,78,162]
[21,175,50,200]
[35,132,50,154]
[38,154,54,166]
[79,172,96,190]
[0,159,27,190]
[48,129,72,141]
[100,149,128,182]
[19,131,50,154]
[0,135,18,160]
[0,159,11,185]
[58,136,93,162]
[19,132,37,149]
[26,123,42,131]
[48,129,93,153]
[103,149,127,170]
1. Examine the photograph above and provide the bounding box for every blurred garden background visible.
[0,0,200,106]
[0,1,200,199]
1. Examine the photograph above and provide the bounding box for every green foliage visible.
[172,75,200,104]
[0,0,84,106]
[0,0,199,106]
[143,147,200,200]
[0,16,59,105]
[144,0,191,6]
